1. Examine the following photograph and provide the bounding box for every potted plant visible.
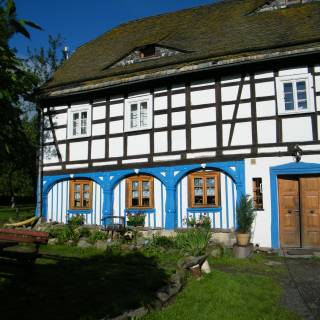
[236,195,256,246]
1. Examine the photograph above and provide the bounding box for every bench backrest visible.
[0,228,49,244]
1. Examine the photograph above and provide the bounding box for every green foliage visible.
[127,213,146,227]
[175,229,211,256]
[48,225,80,243]
[78,227,91,238]
[68,215,85,227]
[186,215,211,229]
[149,233,176,249]
[88,230,108,244]
[236,195,256,233]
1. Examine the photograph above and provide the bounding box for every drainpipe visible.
[36,105,44,219]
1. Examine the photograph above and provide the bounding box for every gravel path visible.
[280,258,320,320]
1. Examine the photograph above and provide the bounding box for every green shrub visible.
[186,215,211,229]
[175,229,211,256]
[49,225,80,244]
[78,227,91,238]
[68,215,85,226]
[150,233,175,248]
[88,230,108,244]
[127,213,146,227]
[236,195,256,233]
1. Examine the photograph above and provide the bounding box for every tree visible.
[0,0,41,204]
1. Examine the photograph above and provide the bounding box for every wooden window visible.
[126,175,154,209]
[124,95,153,132]
[188,171,220,207]
[252,178,263,210]
[276,74,314,115]
[139,45,156,58]
[69,180,93,210]
[67,105,91,138]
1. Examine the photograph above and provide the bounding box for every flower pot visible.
[236,232,250,246]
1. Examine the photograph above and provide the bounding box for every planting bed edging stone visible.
[105,255,210,320]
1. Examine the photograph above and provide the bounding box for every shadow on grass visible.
[0,250,169,320]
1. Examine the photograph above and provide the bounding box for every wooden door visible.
[278,177,301,247]
[300,177,320,248]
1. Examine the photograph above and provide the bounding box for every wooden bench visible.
[0,228,49,264]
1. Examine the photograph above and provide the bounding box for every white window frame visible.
[67,104,92,139]
[124,94,153,132]
[276,73,315,115]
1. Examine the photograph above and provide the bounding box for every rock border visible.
[106,255,209,320]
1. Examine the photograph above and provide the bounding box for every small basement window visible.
[252,178,263,210]
[276,74,315,115]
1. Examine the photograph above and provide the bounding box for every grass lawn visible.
[145,252,300,320]
[0,245,179,320]
[0,206,35,226]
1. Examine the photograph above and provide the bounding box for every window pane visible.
[296,81,306,92]
[132,198,139,206]
[130,104,138,128]
[74,192,81,207]
[207,196,215,205]
[297,92,306,101]
[194,187,203,196]
[194,178,203,187]
[81,112,87,135]
[194,196,203,204]
[132,181,139,190]
[140,102,148,127]
[206,178,215,188]
[283,82,293,94]
[73,113,79,136]
[83,184,90,192]
[142,198,149,206]
[142,181,150,191]
[75,184,81,192]
[298,101,307,110]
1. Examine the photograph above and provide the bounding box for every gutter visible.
[39,45,320,100]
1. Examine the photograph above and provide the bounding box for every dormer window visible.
[139,45,156,59]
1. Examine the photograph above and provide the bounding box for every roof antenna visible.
[62,46,69,60]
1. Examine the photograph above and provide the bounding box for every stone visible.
[177,255,207,269]
[233,244,253,259]
[136,237,146,246]
[201,259,211,274]
[48,238,58,245]
[265,260,282,266]
[95,240,110,250]
[77,239,93,248]
[124,231,134,240]
[66,240,75,246]
[127,307,148,318]
[207,245,223,257]
[155,289,170,302]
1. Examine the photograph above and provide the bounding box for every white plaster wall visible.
[127,134,150,156]
[171,93,185,108]
[222,104,235,121]
[190,88,215,105]
[43,145,59,164]
[109,103,124,117]
[190,79,214,88]
[92,123,106,136]
[255,82,275,97]
[191,107,216,124]
[231,122,252,146]
[154,114,168,128]
[92,106,106,120]
[172,111,186,126]
[69,141,88,161]
[55,128,67,141]
[154,96,168,110]
[278,67,308,76]
[109,120,123,134]
[256,100,276,118]
[237,103,251,119]
[257,120,277,144]
[282,117,313,142]
[109,137,123,158]
[191,125,216,149]
[171,130,186,151]
[52,113,67,126]
[91,139,105,159]
[154,131,168,153]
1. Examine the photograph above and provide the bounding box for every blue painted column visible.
[102,185,113,225]
[165,184,177,229]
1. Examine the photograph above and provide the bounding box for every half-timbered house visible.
[36,0,320,249]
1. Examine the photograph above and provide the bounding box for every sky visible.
[10,0,216,58]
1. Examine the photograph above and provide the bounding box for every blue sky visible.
[11,0,216,57]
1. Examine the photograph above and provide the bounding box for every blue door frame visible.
[270,161,320,249]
